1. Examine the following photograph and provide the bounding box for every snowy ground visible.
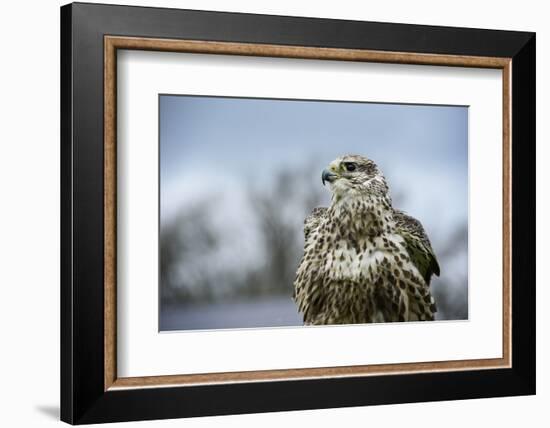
[160,296,303,331]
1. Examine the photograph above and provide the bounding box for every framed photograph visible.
[60,2,535,424]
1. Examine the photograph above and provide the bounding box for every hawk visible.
[293,154,440,325]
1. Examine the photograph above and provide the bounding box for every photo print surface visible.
[159,95,468,331]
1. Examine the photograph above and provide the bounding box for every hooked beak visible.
[322,169,338,186]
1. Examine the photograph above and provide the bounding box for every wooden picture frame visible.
[61,2,535,424]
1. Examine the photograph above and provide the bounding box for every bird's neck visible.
[329,193,394,237]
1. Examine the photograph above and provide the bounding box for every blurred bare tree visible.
[431,222,468,320]
[160,201,220,303]
[160,163,324,305]
[243,165,325,297]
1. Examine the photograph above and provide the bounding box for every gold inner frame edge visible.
[104,36,512,391]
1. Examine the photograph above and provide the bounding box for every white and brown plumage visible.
[293,155,440,325]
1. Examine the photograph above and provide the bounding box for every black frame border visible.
[61,2,535,424]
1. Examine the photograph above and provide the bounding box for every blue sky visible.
[160,95,468,242]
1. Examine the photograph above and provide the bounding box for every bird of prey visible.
[293,154,440,325]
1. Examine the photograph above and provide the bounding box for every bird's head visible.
[322,154,389,201]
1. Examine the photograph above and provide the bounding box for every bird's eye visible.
[344,162,356,172]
